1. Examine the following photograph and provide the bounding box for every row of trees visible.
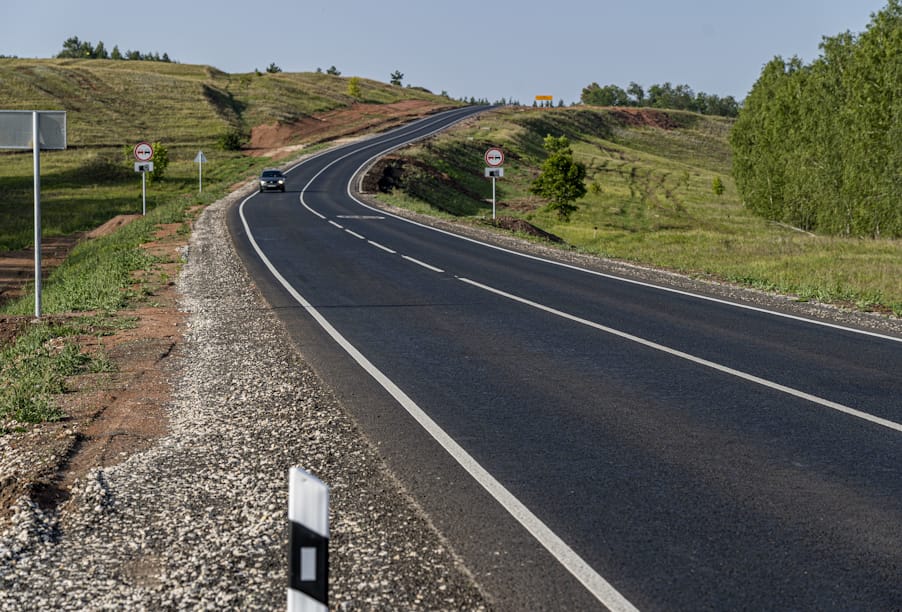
[730,0,901,237]
[581,81,740,117]
[56,36,173,62]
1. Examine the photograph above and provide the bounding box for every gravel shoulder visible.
[0,183,489,610]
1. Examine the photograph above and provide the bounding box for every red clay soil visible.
[0,221,185,523]
[247,100,453,159]
[607,107,680,130]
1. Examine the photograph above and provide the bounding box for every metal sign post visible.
[33,113,42,317]
[194,150,207,193]
[134,162,154,215]
[0,110,67,319]
[133,142,154,216]
[484,168,505,219]
[484,148,505,220]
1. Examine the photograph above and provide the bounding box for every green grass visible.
[0,58,458,430]
[0,58,455,253]
[0,322,94,430]
[0,187,199,430]
[376,106,902,316]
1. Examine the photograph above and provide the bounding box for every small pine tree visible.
[326,65,341,76]
[266,62,282,73]
[390,70,403,86]
[347,76,362,99]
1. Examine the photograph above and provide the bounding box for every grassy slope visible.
[377,106,902,315]
[0,59,454,426]
[0,58,451,251]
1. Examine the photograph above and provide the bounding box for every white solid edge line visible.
[238,195,639,612]
[402,255,444,273]
[458,277,902,434]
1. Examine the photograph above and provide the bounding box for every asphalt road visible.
[229,107,902,611]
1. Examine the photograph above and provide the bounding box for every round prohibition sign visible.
[485,147,504,167]
[134,141,154,162]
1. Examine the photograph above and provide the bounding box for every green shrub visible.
[218,128,246,151]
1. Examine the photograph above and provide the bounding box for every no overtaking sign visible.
[485,147,504,167]
[134,141,154,162]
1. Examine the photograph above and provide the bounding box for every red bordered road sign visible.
[134,141,154,162]
[485,147,504,167]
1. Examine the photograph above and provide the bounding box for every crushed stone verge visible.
[0,184,489,610]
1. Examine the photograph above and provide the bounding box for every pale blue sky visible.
[0,1,889,104]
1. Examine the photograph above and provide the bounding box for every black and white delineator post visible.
[288,468,329,612]
[0,110,67,319]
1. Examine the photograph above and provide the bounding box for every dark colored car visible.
[259,169,286,192]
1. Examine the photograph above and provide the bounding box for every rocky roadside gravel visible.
[0,183,489,610]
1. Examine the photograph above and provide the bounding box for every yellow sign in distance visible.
[535,95,554,101]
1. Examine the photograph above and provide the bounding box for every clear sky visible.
[0,1,889,104]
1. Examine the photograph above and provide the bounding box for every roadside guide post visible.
[194,150,207,193]
[288,467,329,612]
[484,147,505,220]
[0,110,67,319]
[133,141,154,216]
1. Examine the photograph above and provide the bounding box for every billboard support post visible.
[32,112,42,318]
[0,110,67,319]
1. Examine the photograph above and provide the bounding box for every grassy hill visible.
[0,58,454,251]
[0,58,446,146]
[373,106,902,315]
[1,60,899,316]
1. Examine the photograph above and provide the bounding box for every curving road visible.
[229,107,902,611]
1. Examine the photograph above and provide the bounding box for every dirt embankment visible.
[247,100,455,159]
[0,221,185,522]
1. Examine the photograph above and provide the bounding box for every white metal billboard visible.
[0,110,67,149]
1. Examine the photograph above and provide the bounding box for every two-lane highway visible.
[229,107,902,610]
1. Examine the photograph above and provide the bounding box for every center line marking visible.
[458,277,902,434]
[402,255,444,273]
[328,220,344,229]
[345,229,366,240]
[368,240,397,254]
